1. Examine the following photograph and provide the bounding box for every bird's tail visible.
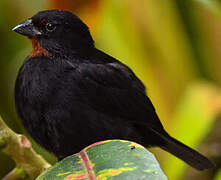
[151,128,215,170]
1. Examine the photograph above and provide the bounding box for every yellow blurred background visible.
[0,0,221,179]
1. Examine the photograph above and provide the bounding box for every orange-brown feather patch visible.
[40,19,47,24]
[29,38,51,58]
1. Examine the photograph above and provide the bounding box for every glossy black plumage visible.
[13,10,214,170]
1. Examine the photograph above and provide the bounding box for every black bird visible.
[13,10,214,170]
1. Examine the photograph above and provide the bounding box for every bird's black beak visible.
[12,19,42,37]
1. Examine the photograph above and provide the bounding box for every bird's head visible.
[13,10,94,57]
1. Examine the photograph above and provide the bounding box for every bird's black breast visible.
[15,56,71,152]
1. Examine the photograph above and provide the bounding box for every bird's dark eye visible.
[45,23,56,32]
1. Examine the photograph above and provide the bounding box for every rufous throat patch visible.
[29,38,51,58]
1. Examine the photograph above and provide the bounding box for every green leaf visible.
[36,140,167,180]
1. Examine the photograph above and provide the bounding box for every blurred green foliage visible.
[0,0,221,179]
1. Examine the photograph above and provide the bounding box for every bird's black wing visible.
[70,60,163,130]
[68,60,215,171]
